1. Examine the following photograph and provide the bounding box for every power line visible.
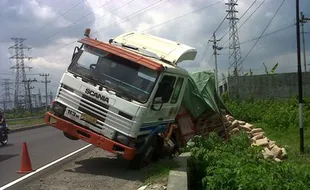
[198,42,212,68]
[238,0,266,30]
[197,0,237,71]
[50,0,220,54]
[201,52,214,69]
[37,0,85,32]
[0,72,39,76]
[42,0,113,43]
[39,0,136,49]
[142,0,223,32]
[19,0,86,42]
[238,23,295,46]
[142,0,223,68]
[220,23,295,49]
[49,0,161,53]
[239,0,286,65]
[93,0,172,34]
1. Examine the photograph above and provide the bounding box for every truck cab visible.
[45,29,197,169]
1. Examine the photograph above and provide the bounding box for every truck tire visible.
[63,132,79,140]
[153,136,164,160]
[128,136,158,170]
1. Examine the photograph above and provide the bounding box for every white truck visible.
[45,28,197,169]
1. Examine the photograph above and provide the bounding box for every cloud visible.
[0,0,310,109]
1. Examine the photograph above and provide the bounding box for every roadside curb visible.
[9,123,48,133]
[167,152,191,190]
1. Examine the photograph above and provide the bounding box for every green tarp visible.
[182,71,229,119]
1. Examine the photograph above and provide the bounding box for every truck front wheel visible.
[128,136,158,170]
[63,132,79,140]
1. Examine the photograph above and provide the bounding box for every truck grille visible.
[57,85,133,135]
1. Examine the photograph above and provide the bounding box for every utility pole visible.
[209,32,223,93]
[296,0,304,154]
[40,74,51,112]
[22,78,37,114]
[300,12,310,72]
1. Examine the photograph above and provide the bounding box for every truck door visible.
[145,74,185,125]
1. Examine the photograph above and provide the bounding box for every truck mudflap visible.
[45,111,136,160]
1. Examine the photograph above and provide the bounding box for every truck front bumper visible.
[45,111,136,160]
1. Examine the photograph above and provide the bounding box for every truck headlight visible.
[116,133,130,145]
[52,102,66,116]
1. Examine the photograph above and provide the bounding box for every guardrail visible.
[6,115,44,122]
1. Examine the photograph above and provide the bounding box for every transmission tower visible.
[38,88,42,108]
[226,0,242,76]
[32,94,38,108]
[3,79,13,110]
[8,38,32,109]
[22,78,37,114]
[40,74,51,112]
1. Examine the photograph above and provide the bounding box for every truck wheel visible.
[128,136,157,170]
[63,132,79,140]
[153,136,164,160]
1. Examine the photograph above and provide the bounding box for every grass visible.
[255,122,310,170]
[142,159,179,184]
[7,118,45,128]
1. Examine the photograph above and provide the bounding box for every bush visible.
[4,108,45,119]
[187,132,310,190]
[225,98,310,130]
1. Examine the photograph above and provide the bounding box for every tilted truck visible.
[45,28,199,169]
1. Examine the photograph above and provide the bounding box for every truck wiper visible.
[104,80,133,101]
[82,74,101,86]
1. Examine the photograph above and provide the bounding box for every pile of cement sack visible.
[224,114,287,162]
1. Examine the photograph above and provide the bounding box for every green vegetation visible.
[4,108,45,119]
[7,118,45,127]
[187,132,310,190]
[224,97,310,165]
[186,97,310,189]
[143,159,179,184]
[224,97,310,130]
[255,123,310,169]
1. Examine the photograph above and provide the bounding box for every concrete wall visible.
[226,72,310,100]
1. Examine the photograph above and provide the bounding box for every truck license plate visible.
[80,113,97,125]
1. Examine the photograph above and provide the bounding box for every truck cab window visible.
[68,45,159,103]
[170,77,184,104]
[155,75,176,103]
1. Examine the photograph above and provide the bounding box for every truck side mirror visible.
[72,46,80,61]
[151,84,174,111]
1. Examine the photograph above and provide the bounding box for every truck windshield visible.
[68,44,158,103]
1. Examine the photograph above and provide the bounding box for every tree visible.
[262,62,278,74]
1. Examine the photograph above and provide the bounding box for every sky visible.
[0,0,310,108]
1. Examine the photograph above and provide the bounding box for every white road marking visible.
[0,144,92,190]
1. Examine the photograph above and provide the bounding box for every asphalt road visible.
[0,125,88,187]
